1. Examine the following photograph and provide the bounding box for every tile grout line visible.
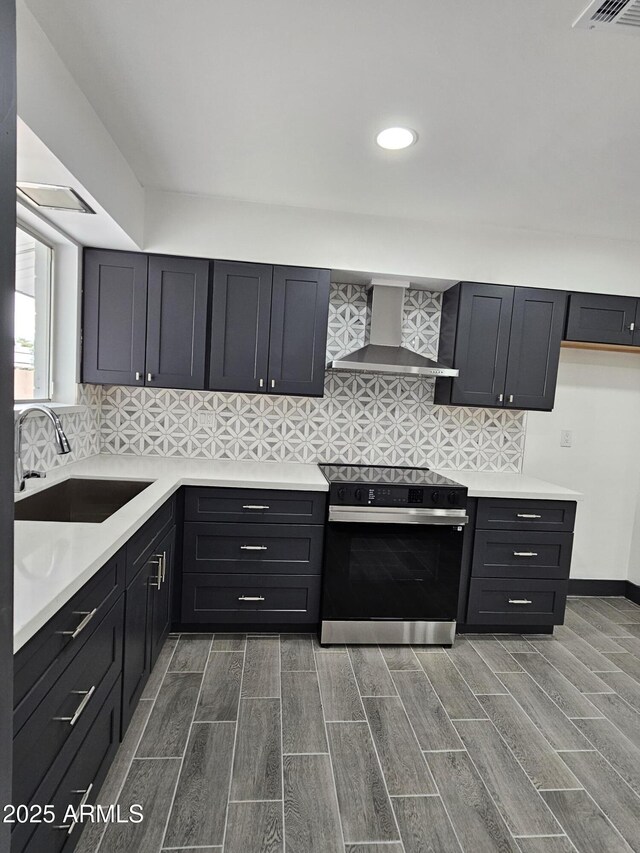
[279,635,286,853]
[158,633,215,850]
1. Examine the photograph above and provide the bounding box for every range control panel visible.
[329,482,467,509]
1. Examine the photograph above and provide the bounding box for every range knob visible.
[447,491,460,506]
[336,486,346,502]
[354,488,363,502]
[431,490,441,504]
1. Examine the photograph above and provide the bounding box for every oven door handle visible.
[328,506,468,525]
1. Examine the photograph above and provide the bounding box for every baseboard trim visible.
[568,579,627,596]
[568,578,640,606]
[626,581,640,606]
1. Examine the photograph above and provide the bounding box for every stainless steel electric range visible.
[319,464,468,646]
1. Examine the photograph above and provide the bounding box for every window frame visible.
[14,222,54,404]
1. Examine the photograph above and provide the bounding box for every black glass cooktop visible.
[319,464,464,489]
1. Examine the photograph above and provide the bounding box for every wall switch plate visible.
[197,412,215,427]
[560,430,572,448]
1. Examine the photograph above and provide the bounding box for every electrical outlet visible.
[560,430,572,448]
[197,412,215,427]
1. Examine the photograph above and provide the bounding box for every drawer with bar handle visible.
[467,578,568,625]
[11,676,122,853]
[475,498,576,532]
[181,573,321,624]
[14,548,124,726]
[13,596,124,810]
[184,487,326,525]
[471,530,573,580]
[182,522,324,574]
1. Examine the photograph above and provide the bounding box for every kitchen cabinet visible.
[122,523,176,733]
[461,497,576,630]
[82,249,209,389]
[564,292,640,347]
[208,261,330,397]
[181,487,325,626]
[435,282,567,411]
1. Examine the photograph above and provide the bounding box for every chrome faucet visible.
[15,405,71,492]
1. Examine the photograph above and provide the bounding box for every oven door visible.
[321,506,467,623]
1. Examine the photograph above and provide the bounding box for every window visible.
[15,226,52,401]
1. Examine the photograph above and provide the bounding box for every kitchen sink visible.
[14,478,153,523]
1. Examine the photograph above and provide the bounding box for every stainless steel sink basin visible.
[14,478,153,523]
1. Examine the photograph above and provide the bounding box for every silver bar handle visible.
[259,378,265,388]
[508,394,514,403]
[516,513,542,519]
[242,504,270,510]
[58,608,97,639]
[149,556,162,589]
[498,393,504,403]
[54,685,96,726]
[161,551,167,583]
[238,595,265,602]
[240,545,268,551]
[513,551,538,557]
[630,322,636,332]
[55,783,94,834]
[135,371,142,381]
[271,379,276,388]
[509,599,532,605]
[147,372,153,382]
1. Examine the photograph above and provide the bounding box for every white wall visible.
[145,190,640,297]
[16,1,144,248]
[523,348,640,582]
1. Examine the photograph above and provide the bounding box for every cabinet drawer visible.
[13,597,124,809]
[182,523,323,574]
[184,488,326,525]
[126,495,176,583]
[476,499,576,532]
[467,578,568,625]
[12,676,122,853]
[14,550,124,725]
[471,531,573,579]
[181,573,321,624]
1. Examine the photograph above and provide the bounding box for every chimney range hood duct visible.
[328,279,459,378]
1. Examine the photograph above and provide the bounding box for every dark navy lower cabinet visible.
[180,487,326,628]
[460,497,576,632]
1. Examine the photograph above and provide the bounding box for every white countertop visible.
[14,454,581,652]
[14,454,328,652]
[435,469,583,502]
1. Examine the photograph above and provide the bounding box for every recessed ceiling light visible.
[375,127,417,150]
[16,182,95,214]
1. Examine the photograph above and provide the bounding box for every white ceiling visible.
[23,0,640,242]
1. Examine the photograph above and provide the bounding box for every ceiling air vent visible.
[574,0,640,33]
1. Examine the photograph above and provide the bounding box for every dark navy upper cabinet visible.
[504,288,567,411]
[268,266,330,397]
[208,261,273,393]
[209,262,330,397]
[83,249,210,389]
[145,255,210,389]
[565,292,639,347]
[82,250,148,385]
[435,282,567,411]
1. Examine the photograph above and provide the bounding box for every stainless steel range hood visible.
[328,279,459,378]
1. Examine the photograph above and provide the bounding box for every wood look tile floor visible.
[77,597,640,853]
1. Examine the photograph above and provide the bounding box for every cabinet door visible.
[150,527,176,668]
[208,261,272,392]
[122,562,153,734]
[82,249,148,385]
[565,292,637,345]
[503,288,567,411]
[145,256,210,389]
[633,300,640,347]
[450,283,513,407]
[267,266,330,397]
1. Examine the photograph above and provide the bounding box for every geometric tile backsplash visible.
[99,284,527,472]
[21,284,527,474]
